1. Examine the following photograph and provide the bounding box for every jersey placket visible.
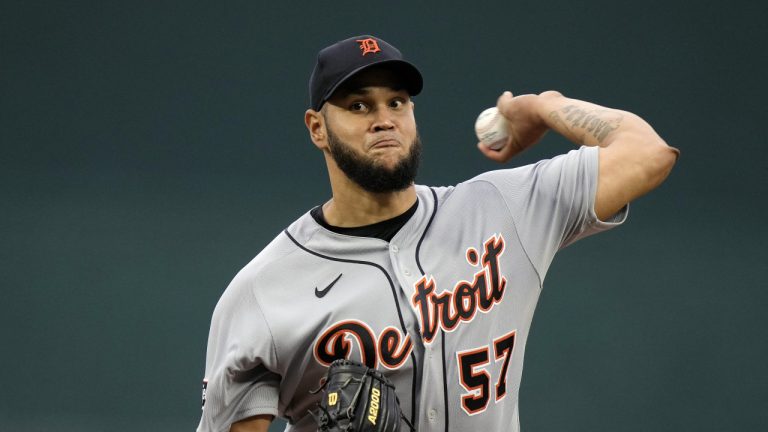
[389,199,447,432]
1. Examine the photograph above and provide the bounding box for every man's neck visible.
[323,183,417,228]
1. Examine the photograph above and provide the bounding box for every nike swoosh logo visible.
[315,273,343,298]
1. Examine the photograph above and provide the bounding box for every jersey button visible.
[403,268,411,276]
[390,244,399,253]
[428,409,437,422]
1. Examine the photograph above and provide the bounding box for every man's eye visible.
[390,100,404,108]
[350,102,366,111]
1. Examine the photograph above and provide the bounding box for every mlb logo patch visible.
[201,380,208,409]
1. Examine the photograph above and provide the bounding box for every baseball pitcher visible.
[197,35,678,432]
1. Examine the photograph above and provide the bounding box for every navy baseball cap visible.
[309,35,423,111]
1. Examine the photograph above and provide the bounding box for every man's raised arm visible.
[479,90,679,220]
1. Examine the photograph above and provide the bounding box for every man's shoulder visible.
[416,164,535,200]
[455,147,598,189]
[209,211,324,324]
[226,211,319,291]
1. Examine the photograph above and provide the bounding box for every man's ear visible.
[304,109,327,149]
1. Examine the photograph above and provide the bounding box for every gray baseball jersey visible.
[198,146,626,432]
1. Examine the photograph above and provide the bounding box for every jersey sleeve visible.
[475,146,627,280]
[197,274,281,432]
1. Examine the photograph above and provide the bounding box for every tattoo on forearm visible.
[549,105,624,144]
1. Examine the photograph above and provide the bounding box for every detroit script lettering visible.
[313,234,507,369]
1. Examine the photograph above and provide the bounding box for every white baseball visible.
[474,107,509,151]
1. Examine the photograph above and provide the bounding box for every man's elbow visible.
[645,139,679,188]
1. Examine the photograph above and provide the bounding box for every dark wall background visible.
[2,1,765,431]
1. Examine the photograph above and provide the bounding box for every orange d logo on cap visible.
[356,38,382,56]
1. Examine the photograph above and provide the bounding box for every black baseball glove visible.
[311,359,413,432]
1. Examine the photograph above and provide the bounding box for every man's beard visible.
[326,127,421,194]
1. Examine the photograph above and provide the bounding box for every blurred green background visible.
[2,1,766,431]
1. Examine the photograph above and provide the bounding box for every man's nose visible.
[371,107,395,132]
